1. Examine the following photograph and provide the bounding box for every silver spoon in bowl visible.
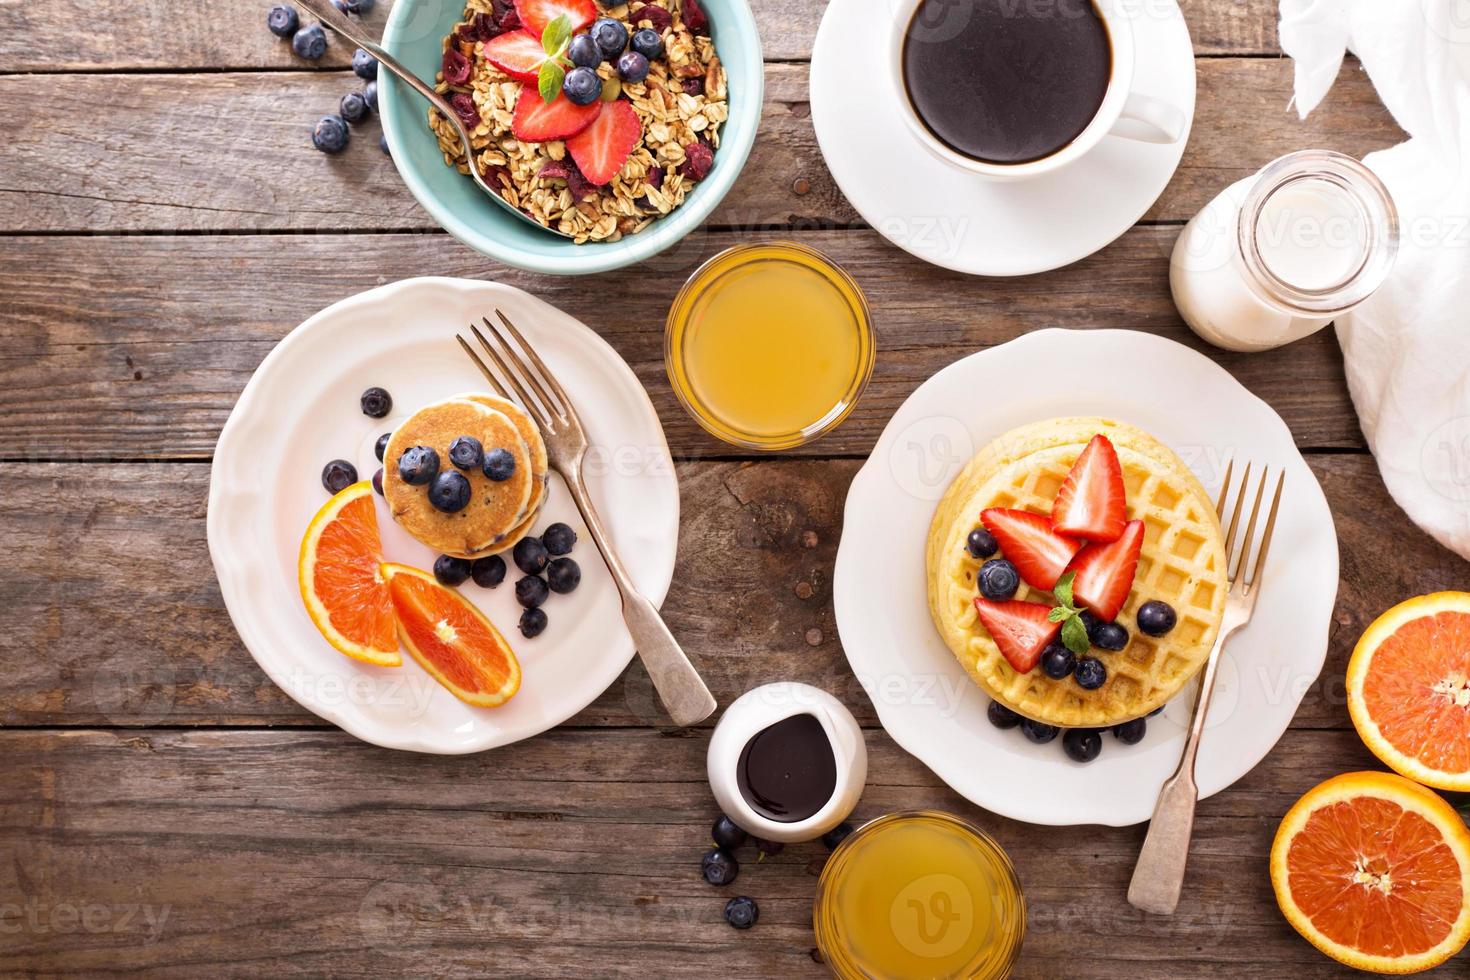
[296,0,571,238]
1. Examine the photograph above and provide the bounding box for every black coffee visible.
[902,0,1112,164]
[736,714,837,823]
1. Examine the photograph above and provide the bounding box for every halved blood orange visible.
[298,482,401,666]
[1347,592,1470,791]
[380,563,521,707]
[1271,771,1470,974]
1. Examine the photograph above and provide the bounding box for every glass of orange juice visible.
[665,242,875,451]
[814,810,1026,979]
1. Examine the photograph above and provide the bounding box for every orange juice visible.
[665,242,874,450]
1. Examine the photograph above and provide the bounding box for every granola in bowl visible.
[429,0,728,244]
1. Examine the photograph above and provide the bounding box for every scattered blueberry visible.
[1074,657,1107,690]
[482,448,516,481]
[987,700,1021,729]
[321,459,358,493]
[1137,600,1178,637]
[592,17,629,56]
[542,522,577,555]
[977,558,1020,601]
[267,4,300,37]
[518,606,548,638]
[433,554,472,586]
[1079,610,1104,644]
[1112,718,1147,744]
[515,574,549,608]
[428,471,472,513]
[312,114,350,153]
[546,557,581,594]
[724,896,758,930]
[374,432,391,461]
[1149,705,1166,717]
[352,47,378,79]
[448,435,484,471]
[711,814,747,850]
[372,467,384,495]
[568,33,603,67]
[562,66,603,106]
[397,446,440,485]
[755,838,783,857]
[339,91,369,124]
[1040,641,1076,679]
[379,132,390,156]
[966,528,998,559]
[616,50,649,82]
[822,822,855,850]
[362,80,378,111]
[331,0,349,12]
[292,23,327,59]
[1062,728,1103,763]
[701,848,738,886]
[1020,718,1059,744]
[344,0,374,12]
[630,27,663,60]
[360,386,392,418]
[1093,621,1129,651]
[513,537,550,575]
[471,555,506,588]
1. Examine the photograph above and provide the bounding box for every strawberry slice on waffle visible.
[973,598,1061,674]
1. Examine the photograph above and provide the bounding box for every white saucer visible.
[832,330,1337,826]
[810,0,1197,276]
[208,278,679,754]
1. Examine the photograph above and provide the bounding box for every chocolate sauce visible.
[736,714,837,823]
[901,0,1112,164]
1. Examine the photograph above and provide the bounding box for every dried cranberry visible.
[498,7,522,31]
[647,167,665,190]
[683,0,709,35]
[681,77,705,96]
[537,160,573,181]
[482,162,511,190]
[680,141,714,181]
[566,165,599,199]
[450,91,481,128]
[455,21,478,43]
[442,48,472,86]
[631,3,674,32]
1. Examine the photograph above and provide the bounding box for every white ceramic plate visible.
[833,330,1337,826]
[810,0,1196,276]
[208,277,679,754]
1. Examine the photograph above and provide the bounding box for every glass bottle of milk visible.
[1171,150,1399,352]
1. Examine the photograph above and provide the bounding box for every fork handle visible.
[562,470,716,728]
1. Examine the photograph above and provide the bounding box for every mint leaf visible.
[1061,615,1091,655]
[1053,571,1075,609]
[1047,607,1070,623]
[541,13,572,57]
[538,59,565,103]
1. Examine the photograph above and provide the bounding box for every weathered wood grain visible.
[0,60,1400,234]
[0,229,1363,462]
[4,454,1466,730]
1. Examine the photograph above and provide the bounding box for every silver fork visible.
[1127,461,1284,914]
[458,311,717,727]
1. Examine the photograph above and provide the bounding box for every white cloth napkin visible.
[1280,0,1470,560]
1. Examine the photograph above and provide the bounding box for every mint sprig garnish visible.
[537,14,573,103]
[1048,572,1092,655]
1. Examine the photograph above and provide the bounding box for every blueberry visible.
[471,554,506,588]
[724,896,758,930]
[616,50,649,82]
[591,17,628,56]
[986,700,1021,729]
[344,0,374,12]
[518,606,548,638]
[515,574,549,608]
[352,47,378,79]
[1112,718,1147,744]
[546,557,581,594]
[1062,728,1103,763]
[360,386,392,418]
[1074,657,1107,690]
[448,436,484,471]
[1149,705,1166,717]
[1020,718,1059,744]
[562,66,603,106]
[321,459,358,493]
[362,80,378,111]
[292,23,327,59]
[630,27,663,60]
[312,114,349,153]
[822,822,855,850]
[1040,641,1075,679]
[379,132,390,156]
[711,814,747,850]
[966,528,998,559]
[433,554,472,586]
[701,848,738,886]
[267,4,300,37]
[1079,610,1104,644]
[482,448,516,482]
[428,471,472,513]
[1137,600,1177,637]
[331,0,349,12]
[397,446,440,485]
[513,537,550,575]
[339,91,369,124]
[1093,622,1129,651]
[372,467,384,495]
[542,522,576,555]
[755,838,783,857]
[374,432,391,461]
[568,33,603,68]
[977,559,1020,601]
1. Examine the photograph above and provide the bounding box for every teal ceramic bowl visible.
[380,0,763,275]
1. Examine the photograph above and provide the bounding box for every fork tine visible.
[456,334,510,398]
[488,312,567,422]
[1234,468,1269,585]
[1245,471,1285,589]
[1221,462,1252,581]
[469,322,551,428]
[494,309,571,418]
[1214,458,1234,521]
[480,317,561,423]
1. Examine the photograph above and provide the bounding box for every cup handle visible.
[1109,92,1186,145]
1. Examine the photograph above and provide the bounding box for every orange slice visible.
[380,563,522,707]
[1271,771,1470,974]
[298,482,401,666]
[1347,592,1470,791]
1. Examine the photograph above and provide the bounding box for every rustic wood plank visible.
[0,0,1281,73]
[0,60,1400,234]
[0,228,1363,462]
[4,454,1465,729]
[0,726,1445,978]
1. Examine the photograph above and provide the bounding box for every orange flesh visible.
[1286,796,1464,957]
[387,572,516,696]
[313,494,396,652]
[1361,611,1470,775]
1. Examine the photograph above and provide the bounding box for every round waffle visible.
[927,418,1228,728]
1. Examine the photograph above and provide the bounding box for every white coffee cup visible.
[888,0,1186,181]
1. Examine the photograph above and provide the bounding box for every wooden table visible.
[2,0,1464,975]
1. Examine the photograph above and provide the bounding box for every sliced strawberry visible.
[972,598,1060,674]
[483,30,549,82]
[1051,434,1127,542]
[567,99,642,184]
[511,84,602,142]
[1067,519,1144,622]
[514,0,596,38]
[981,508,1082,591]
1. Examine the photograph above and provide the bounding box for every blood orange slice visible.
[298,482,401,667]
[1271,771,1470,974]
[1347,592,1470,791]
[381,563,522,708]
